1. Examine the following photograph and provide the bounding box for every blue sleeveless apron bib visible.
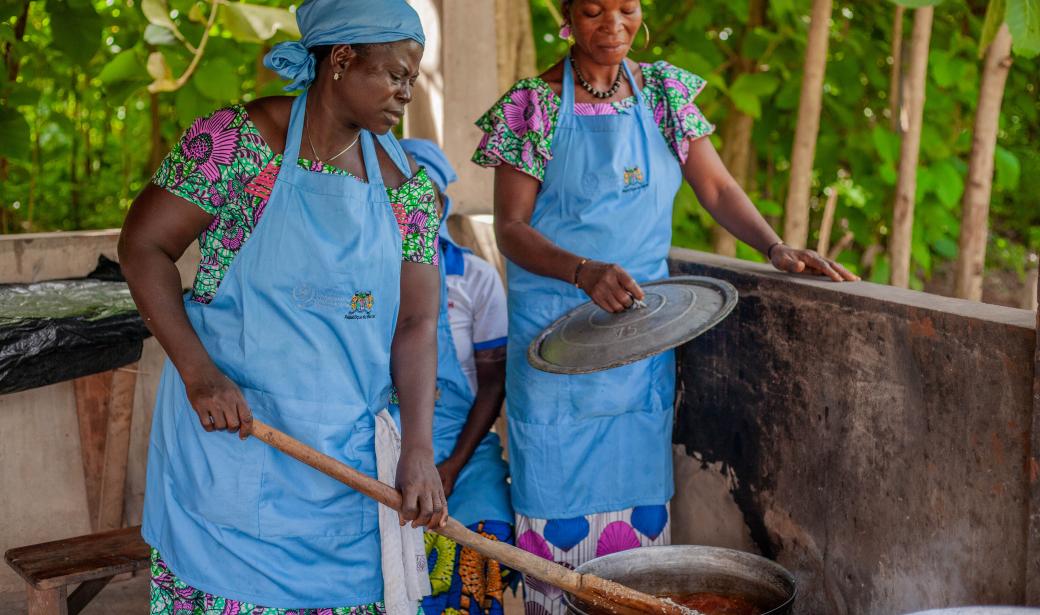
[505,57,683,519]
[143,92,414,608]
[391,235,512,528]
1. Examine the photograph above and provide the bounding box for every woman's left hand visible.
[770,245,860,282]
[396,447,449,529]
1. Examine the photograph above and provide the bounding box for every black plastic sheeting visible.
[0,257,151,395]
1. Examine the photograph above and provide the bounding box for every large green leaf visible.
[994,145,1022,189]
[1006,0,1040,57]
[219,2,299,44]
[979,0,1007,57]
[727,72,779,119]
[141,0,177,31]
[49,0,103,66]
[0,106,30,160]
[98,50,148,85]
[193,58,241,102]
[931,160,965,207]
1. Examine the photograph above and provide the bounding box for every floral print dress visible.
[152,105,440,305]
[471,61,711,615]
[472,60,715,180]
[149,105,439,615]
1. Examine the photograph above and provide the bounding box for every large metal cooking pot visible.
[563,545,795,615]
[905,609,1040,614]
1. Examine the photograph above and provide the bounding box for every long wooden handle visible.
[249,419,688,615]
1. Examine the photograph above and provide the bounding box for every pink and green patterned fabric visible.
[150,549,421,615]
[515,505,670,615]
[472,61,714,182]
[153,105,440,305]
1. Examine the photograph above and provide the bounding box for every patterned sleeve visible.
[151,106,254,215]
[387,167,441,265]
[642,61,716,165]
[471,78,561,183]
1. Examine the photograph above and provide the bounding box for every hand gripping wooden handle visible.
[249,419,689,615]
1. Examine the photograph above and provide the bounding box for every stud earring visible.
[333,71,342,81]
[559,24,571,39]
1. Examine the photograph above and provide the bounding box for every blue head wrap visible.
[400,138,457,193]
[264,0,426,92]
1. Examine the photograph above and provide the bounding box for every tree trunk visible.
[782,0,833,249]
[70,73,81,230]
[714,111,754,256]
[888,6,934,289]
[953,24,1013,301]
[714,0,766,257]
[889,5,906,131]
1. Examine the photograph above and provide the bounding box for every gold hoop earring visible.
[640,21,651,50]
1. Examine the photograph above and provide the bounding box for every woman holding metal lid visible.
[472,0,858,612]
[119,1,446,613]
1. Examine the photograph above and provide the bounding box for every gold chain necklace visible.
[306,127,360,166]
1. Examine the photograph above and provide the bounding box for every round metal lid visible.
[527,275,738,374]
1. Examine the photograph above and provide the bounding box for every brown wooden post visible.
[26,585,67,615]
[1029,277,1040,605]
[73,364,138,532]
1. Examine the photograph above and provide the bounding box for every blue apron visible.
[391,235,512,528]
[505,57,683,519]
[143,91,414,608]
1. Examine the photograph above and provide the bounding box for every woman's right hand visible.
[183,365,254,439]
[576,260,645,313]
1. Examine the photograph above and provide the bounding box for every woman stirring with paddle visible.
[119,1,447,613]
[473,1,858,612]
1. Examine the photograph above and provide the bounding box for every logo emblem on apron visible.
[346,291,376,320]
[622,166,646,192]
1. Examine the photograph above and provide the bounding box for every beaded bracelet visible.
[573,258,589,288]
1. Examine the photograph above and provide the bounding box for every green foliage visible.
[0,0,296,233]
[1006,0,1040,56]
[0,0,1038,296]
[528,0,1040,287]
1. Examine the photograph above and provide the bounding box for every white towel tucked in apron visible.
[375,409,431,615]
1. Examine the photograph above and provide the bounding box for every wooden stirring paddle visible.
[249,419,693,615]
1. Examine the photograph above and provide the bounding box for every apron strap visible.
[376,132,415,179]
[360,130,387,190]
[561,56,576,116]
[281,92,308,180]
[620,59,645,107]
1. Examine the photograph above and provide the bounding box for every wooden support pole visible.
[67,577,114,615]
[26,585,67,615]
[73,365,138,532]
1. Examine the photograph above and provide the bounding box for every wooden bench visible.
[5,526,150,615]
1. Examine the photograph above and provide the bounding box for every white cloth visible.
[375,409,431,615]
[446,253,509,392]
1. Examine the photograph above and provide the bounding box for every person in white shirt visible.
[400,138,514,615]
